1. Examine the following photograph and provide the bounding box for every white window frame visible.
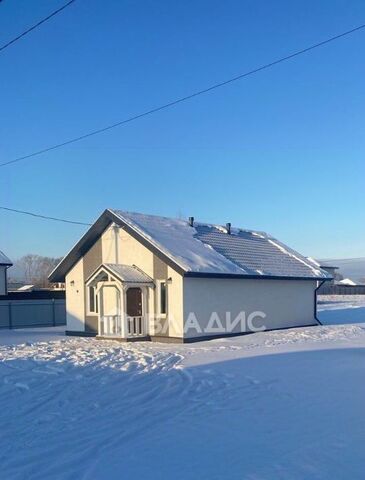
[156,280,168,317]
[86,269,111,316]
[87,285,99,316]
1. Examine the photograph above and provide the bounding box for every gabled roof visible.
[49,209,331,282]
[105,264,154,284]
[0,250,12,266]
[87,263,154,285]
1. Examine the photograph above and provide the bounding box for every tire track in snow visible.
[0,338,230,479]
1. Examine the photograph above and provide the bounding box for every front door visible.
[126,288,142,317]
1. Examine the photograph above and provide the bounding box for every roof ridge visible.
[111,209,267,236]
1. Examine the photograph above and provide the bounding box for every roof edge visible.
[0,251,12,267]
[48,210,114,282]
[49,209,187,283]
[184,272,333,281]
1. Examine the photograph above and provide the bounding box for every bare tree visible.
[17,254,62,288]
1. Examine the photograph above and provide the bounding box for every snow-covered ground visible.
[0,298,365,479]
[318,294,365,325]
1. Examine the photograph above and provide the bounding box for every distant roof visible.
[317,260,339,269]
[49,209,331,282]
[17,285,35,291]
[0,250,12,266]
[338,278,357,286]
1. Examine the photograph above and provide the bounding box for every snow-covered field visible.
[318,294,365,325]
[1,298,365,479]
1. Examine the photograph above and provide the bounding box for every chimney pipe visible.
[188,216,194,227]
[226,223,231,234]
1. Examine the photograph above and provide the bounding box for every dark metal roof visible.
[0,250,12,266]
[194,225,328,279]
[111,210,331,280]
[49,209,332,282]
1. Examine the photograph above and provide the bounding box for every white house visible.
[49,209,331,342]
[0,251,12,295]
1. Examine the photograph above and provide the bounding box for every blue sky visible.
[1,0,364,261]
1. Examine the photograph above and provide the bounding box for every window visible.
[88,286,98,314]
[159,281,167,315]
[87,270,108,314]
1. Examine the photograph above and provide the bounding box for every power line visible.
[0,0,77,54]
[1,22,365,169]
[0,206,91,226]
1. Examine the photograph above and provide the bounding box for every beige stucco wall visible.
[64,225,318,340]
[116,227,154,276]
[166,266,184,338]
[102,226,184,337]
[101,226,118,265]
[0,266,7,295]
[65,224,184,336]
[183,277,317,339]
[83,237,103,332]
[65,258,85,332]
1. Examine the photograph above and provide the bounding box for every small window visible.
[88,286,98,314]
[159,281,167,315]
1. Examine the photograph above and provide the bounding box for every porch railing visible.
[99,315,147,338]
[127,316,144,336]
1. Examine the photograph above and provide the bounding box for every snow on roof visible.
[338,278,357,286]
[111,210,330,279]
[0,250,12,266]
[17,285,35,291]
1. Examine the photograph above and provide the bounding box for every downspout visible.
[314,280,326,325]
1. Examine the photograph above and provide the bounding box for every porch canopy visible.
[86,263,154,287]
[86,263,154,338]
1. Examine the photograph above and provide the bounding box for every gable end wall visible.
[65,226,184,336]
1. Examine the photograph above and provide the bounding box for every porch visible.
[86,263,154,341]
[98,315,149,341]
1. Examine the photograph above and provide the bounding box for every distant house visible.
[50,210,331,343]
[317,261,339,285]
[338,278,357,286]
[0,251,12,295]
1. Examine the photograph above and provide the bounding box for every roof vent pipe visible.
[226,223,231,234]
[188,217,194,227]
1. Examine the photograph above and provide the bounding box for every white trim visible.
[86,269,114,316]
[86,266,111,287]
[156,280,168,318]
[86,285,99,316]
